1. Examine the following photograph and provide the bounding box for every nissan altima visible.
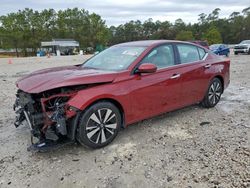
[14,40,230,151]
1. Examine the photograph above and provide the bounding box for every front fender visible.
[69,92,119,110]
[67,84,129,115]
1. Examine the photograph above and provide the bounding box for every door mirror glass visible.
[137,63,157,73]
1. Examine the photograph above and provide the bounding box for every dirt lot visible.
[0,54,249,188]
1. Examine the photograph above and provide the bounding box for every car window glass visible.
[141,45,175,69]
[198,47,206,59]
[146,49,157,58]
[177,44,200,63]
[83,46,146,71]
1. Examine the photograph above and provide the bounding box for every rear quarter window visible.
[198,47,206,59]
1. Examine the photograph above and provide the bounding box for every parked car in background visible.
[209,44,230,56]
[189,40,209,49]
[234,40,250,55]
[14,40,230,151]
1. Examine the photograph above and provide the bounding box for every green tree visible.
[203,26,222,44]
[198,13,207,24]
[207,8,221,22]
[1,7,250,56]
[175,31,194,41]
[87,13,110,47]
[156,21,173,39]
[0,12,24,56]
[242,7,250,40]
[0,8,109,56]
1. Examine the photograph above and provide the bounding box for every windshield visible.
[83,46,146,71]
[210,44,221,50]
[240,40,250,44]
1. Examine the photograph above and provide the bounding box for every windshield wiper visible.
[82,66,100,70]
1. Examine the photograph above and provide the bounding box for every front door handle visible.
[204,64,211,69]
[170,74,181,79]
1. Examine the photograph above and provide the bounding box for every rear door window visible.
[177,44,200,64]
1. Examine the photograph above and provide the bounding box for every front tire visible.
[201,78,223,108]
[77,102,121,149]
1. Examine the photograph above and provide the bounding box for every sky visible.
[0,0,249,26]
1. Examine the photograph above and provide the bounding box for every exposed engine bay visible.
[13,86,85,151]
[13,64,117,151]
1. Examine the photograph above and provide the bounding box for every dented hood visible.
[16,65,117,93]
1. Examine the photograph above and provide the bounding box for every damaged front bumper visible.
[14,90,79,152]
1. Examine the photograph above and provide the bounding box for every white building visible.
[41,39,80,56]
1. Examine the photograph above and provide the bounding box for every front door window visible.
[141,45,175,69]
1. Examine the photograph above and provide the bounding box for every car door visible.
[219,45,223,55]
[175,43,210,106]
[128,44,183,123]
[221,45,228,55]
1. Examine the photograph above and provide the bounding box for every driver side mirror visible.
[137,63,157,74]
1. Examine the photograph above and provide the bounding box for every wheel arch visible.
[214,75,224,93]
[68,97,126,141]
[86,98,126,128]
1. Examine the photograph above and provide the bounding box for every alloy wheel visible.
[208,81,222,105]
[86,108,117,144]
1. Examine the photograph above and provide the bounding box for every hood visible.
[235,44,250,47]
[16,65,118,93]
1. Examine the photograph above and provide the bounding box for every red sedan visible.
[14,40,230,151]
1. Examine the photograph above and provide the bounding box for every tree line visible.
[0,7,249,56]
[0,8,109,56]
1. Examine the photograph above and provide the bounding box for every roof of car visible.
[115,40,183,47]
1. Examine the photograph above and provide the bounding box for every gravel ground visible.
[0,54,249,188]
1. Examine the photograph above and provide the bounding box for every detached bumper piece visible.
[27,138,74,152]
[14,90,77,152]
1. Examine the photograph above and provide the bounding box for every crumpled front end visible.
[14,89,79,151]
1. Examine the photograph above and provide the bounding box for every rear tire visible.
[77,102,121,149]
[201,78,223,108]
[234,52,238,55]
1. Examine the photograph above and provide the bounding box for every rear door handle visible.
[170,74,181,79]
[204,64,211,68]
